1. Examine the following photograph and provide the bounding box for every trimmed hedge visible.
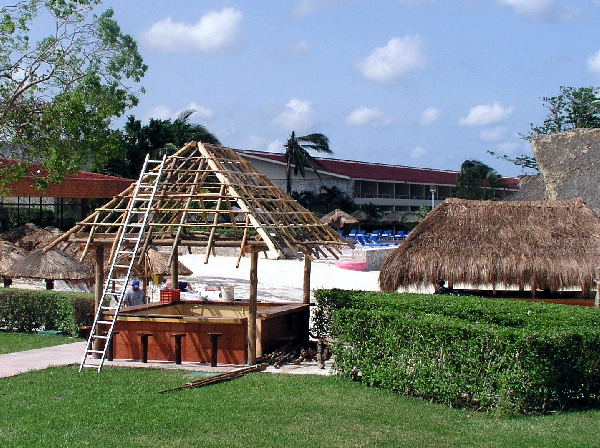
[313,289,600,414]
[0,289,95,335]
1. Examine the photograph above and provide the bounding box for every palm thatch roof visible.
[320,209,358,229]
[379,198,600,292]
[507,129,600,215]
[145,249,192,277]
[6,249,93,280]
[44,141,350,266]
[0,241,25,276]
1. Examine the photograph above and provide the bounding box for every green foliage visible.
[313,289,600,414]
[490,86,600,174]
[284,131,333,194]
[0,0,147,191]
[102,110,220,178]
[453,159,501,200]
[292,185,354,214]
[0,289,94,334]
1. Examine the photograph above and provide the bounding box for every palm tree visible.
[454,159,501,200]
[284,131,333,194]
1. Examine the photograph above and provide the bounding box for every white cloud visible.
[291,0,358,19]
[243,135,268,150]
[179,102,214,121]
[497,0,577,22]
[293,40,310,53]
[410,147,427,159]
[479,126,509,142]
[144,105,173,121]
[274,99,314,131]
[587,50,600,74]
[459,102,515,127]
[419,107,441,125]
[267,140,284,153]
[496,141,526,155]
[355,35,427,83]
[141,8,242,53]
[346,107,392,127]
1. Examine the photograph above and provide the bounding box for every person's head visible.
[132,280,140,290]
[435,279,445,288]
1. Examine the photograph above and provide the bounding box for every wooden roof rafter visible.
[44,141,352,262]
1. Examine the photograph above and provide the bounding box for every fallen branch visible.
[158,363,268,393]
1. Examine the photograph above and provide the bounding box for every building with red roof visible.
[0,159,134,231]
[236,149,520,214]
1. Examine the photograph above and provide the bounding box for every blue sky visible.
[99,0,600,177]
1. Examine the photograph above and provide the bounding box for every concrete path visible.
[0,342,333,378]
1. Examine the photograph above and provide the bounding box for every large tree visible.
[0,0,147,189]
[284,131,333,195]
[454,159,501,200]
[489,86,600,172]
[104,109,220,179]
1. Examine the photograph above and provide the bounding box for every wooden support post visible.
[248,250,258,365]
[171,249,179,290]
[303,256,311,305]
[94,245,104,355]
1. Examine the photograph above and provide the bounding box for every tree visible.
[0,0,147,189]
[489,86,600,172]
[454,159,501,200]
[104,109,220,178]
[284,131,333,195]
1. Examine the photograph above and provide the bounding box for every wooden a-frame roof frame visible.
[45,142,351,265]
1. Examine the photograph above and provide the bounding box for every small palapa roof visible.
[45,142,350,264]
[379,198,600,292]
[6,249,93,280]
[0,241,25,276]
[320,209,358,229]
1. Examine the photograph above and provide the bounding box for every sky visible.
[96,0,600,178]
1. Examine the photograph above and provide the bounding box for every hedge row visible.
[313,289,600,414]
[0,289,95,335]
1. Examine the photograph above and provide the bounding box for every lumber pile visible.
[158,363,268,393]
[257,340,330,369]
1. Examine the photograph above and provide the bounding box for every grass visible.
[0,331,81,355]
[1,366,600,448]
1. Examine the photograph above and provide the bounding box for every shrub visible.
[0,289,94,335]
[313,289,600,414]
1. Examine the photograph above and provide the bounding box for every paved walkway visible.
[0,342,333,378]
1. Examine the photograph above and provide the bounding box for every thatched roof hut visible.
[320,209,358,229]
[144,249,192,277]
[6,248,93,289]
[0,241,25,283]
[379,198,600,293]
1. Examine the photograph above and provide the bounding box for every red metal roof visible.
[236,150,520,190]
[0,159,135,199]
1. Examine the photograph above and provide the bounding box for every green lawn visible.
[1,366,600,448]
[0,331,81,354]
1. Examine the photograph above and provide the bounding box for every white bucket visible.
[221,284,235,301]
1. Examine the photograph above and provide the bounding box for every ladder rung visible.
[148,159,164,163]
[97,320,113,325]
[93,335,110,340]
[117,249,135,254]
[113,264,130,268]
[143,172,159,176]
[130,210,147,214]
[104,292,120,296]
[87,350,104,354]
[101,306,119,311]
[134,198,151,202]
[81,363,100,368]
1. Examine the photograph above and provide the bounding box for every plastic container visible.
[160,289,180,303]
[220,284,235,301]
